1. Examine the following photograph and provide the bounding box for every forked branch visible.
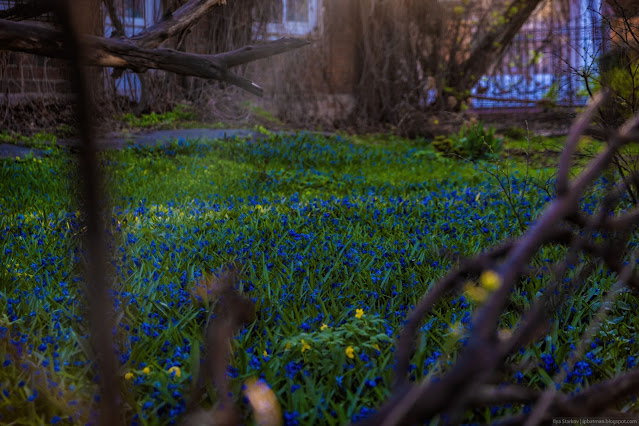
[0,18,309,96]
[0,0,309,96]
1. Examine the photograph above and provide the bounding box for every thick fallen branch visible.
[0,18,309,96]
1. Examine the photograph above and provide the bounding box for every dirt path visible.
[0,128,263,159]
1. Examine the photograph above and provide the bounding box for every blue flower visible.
[540,354,557,373]
[284,410,300,426]
[285,362,302,380]
[299,322,311,332]
[352,406,375,422]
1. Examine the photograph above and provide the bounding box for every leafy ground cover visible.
[114,102,284,135]
[1,132,638,424]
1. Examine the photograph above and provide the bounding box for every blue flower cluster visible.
[2,133,638,424]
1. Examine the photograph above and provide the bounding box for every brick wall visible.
[0,51,72,105]
[0,2,73,106]
[0,1,105,107]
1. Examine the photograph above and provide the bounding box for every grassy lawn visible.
[1,131,638,424]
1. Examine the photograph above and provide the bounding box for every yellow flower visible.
[142,367,150,375]
[464,281,487,302]
[301,340,310,353]
[320,323,329,331]
[450,322,463,337]
[374,344,380,351]
[345,346,355,359]
[124,372,134,380]
[355,308,364,319]
[168,366,181,378]
[284,343,291,351]
[480,270,502,291]
[263,350,269,358]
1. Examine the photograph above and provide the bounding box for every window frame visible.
[105,0,157,37]
[267,0,319,36]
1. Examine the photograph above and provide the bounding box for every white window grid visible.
[267,0,319,36]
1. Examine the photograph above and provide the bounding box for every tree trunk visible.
[452,0,545,107]
[75,0,105,104]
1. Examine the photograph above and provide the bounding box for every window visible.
[267,0,319,36]
[104,0,159,100]
[105,0,158,37]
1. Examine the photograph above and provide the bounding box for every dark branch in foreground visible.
[52,1,122,425]
[360,93,639,425]
[181,266,256,425]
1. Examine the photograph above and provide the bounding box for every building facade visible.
[0,0,612,117]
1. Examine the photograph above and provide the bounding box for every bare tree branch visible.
[214,37,315,67]
[362,104,639,426]
[557,91,609,195]
[181,265,256,425]
[456,0,545,98]
[130,0,227,49]
[0,18,310,96]
[102,0,126,37]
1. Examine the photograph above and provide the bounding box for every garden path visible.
[0,128,265,159]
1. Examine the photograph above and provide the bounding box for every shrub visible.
[432,121,502,160]
[502,126,528,140]
[431,135,455,156]
[453,121,502,160]
[118,104,197,129]
[592,36,639,125]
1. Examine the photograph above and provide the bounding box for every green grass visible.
[1,132,638,424]
[115,101,285,133]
